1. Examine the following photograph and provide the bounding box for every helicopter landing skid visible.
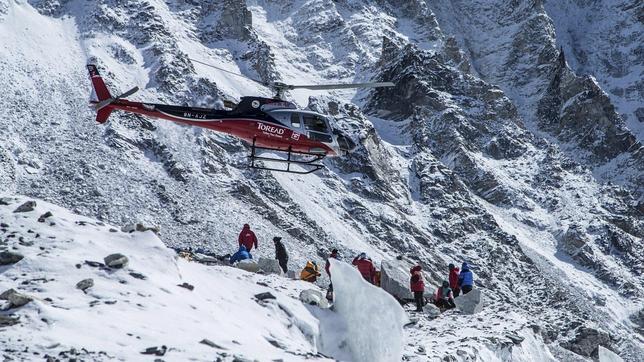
[249,139,325,174]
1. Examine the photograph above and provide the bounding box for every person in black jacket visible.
[273,237,289,273]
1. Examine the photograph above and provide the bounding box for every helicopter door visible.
[303,114,333,143]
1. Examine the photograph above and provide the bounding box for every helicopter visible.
[87,61,394,174]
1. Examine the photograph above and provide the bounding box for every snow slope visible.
[0,195,329,361]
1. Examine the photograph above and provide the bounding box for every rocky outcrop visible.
[562,326,612,358]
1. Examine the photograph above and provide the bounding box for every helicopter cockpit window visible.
[303,114,330,133]
[290,113,301,128]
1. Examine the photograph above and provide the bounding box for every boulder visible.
[76,278,94,292]
[257,257,283,275]
[598,346,624,362]
[563,326,612,357]
[380,259,413,301]
[454,289,484,314]
[235,259,260,273]
[287,270,296,279]
[0,289,33,308]
[104,253,129,269]
[13,201,36,213]
[0,251,24,265]
[299,289,329,308]
[423,303,441,318]
[254,292,276,301]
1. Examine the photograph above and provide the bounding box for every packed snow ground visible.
[0,196,331,361]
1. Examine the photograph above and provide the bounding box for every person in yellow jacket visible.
[300,261,321,283]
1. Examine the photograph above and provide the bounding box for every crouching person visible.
[300,261,321,283]
[433,280,456,310]
[230,245,252,264]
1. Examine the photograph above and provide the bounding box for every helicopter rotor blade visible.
[93,86,139,110]
[190,58,268,86]
[285,82,395,90]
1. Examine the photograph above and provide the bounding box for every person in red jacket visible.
[410,265,425,312]
[448,263,461,297]
[238,224,258,252]
[352,253,376,284]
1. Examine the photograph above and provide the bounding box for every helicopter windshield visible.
[302,114,330,133]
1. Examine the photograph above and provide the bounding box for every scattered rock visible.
[257,257,283,275]
[84,260,105,268]
[129,272,147,280]
[0,289,33,308]
[235,259,260,273]
[380,259,413,301]
[140,346,167,356]
[37,211,53,222]
[178,282,194,291]
[0,314,19,327]
[104,253,128,269]
[0,197,13,205]
[13,201,36,213]
[254,292,276,301]
[121,223,159,234]
[109,228,118,233]
[454,289,484,315]
[299,289,329,308]
[76,278,94,292]
[0,251,24,265]
[505,333,524,345]
[200,339,226,349]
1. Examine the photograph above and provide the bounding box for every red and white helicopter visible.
[87,61,394,174]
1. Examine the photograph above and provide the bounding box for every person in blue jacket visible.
[230,245,252,264]
[458,262,474,295]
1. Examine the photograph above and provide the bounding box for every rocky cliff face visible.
[1,0,642,360]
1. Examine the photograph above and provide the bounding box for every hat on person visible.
[273,236,282,242]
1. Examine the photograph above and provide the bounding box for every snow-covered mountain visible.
[1,0,642,361]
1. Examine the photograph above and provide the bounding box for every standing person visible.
[448,263,461,297]
[325,249,339,277]
[325,249,339,302]
[273,237,288,273]
[409,265,425,312]
[238,224,258,252]
[433,280,456,309]
[458,262,474,295]
[352,253,376,284]
[300,261,321,283]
